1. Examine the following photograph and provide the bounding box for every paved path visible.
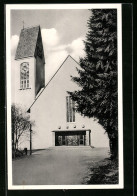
[12,147,109,185]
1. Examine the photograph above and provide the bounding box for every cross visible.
[22,20,24,29]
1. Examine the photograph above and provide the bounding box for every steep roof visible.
[27,55,79,112]
[15,26,40,60]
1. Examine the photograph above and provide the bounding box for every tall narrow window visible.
[20,62,29,89]
[66,96,75,122]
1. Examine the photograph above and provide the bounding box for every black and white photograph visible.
[6,4,123,189]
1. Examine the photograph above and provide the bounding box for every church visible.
[14,25,109,149]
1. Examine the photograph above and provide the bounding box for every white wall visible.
[13,57,36,110]
[30,56,109,149]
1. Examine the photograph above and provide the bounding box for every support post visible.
[89,130,91,146]
[30,124,32,155]
[52,132,55,146]
[86,130,89,146]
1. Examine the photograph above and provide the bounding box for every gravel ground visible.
[12,146,109,185]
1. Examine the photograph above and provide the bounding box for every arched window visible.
[20,62,29,89]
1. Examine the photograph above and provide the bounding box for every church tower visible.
[14,25,45,110]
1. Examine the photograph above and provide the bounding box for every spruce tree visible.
[69,9,118,158]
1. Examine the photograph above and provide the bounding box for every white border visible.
[6,3,123,190]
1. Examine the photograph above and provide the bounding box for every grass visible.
[83,158,118,184]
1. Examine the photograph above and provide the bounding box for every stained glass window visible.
[66,96,75,122]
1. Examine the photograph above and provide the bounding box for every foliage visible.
[69,9,118,158]
[12,104,35,157]
[83,158,118,184]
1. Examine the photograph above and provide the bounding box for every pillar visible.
[52,132,55,146]
[89,130,91,146]
[86,131,89,146]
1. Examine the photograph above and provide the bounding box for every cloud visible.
[11,35,19,102]
[41,28,59,50]
[11,35,19,55]
[68,37,86,61]
[11,28,59,56]
[43,35,86,83]
[41,28,85,61]
[11,28,86,86]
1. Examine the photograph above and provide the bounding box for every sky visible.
[11,9,91,83]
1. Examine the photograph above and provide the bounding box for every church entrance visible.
[55,131,86,146]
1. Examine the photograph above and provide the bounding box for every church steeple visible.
[15,25,45,60]
[14,25,45,109]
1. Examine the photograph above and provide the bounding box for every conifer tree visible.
[69,9,118,158]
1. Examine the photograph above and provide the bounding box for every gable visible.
[28,55,80,111]
[15,26,40,60]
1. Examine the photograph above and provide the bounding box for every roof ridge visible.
[22,25,40,30]
[27,55,79,112]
